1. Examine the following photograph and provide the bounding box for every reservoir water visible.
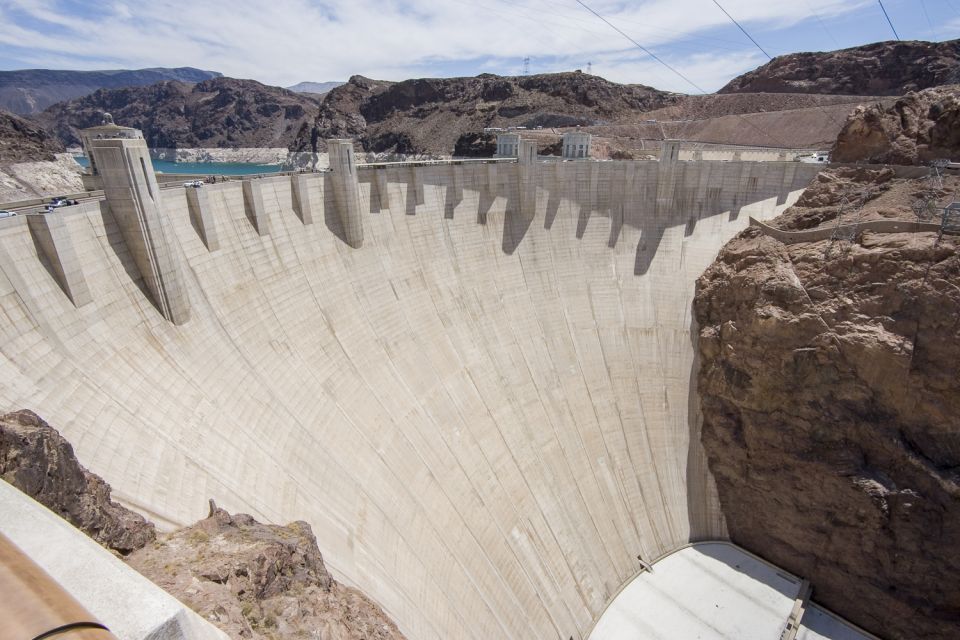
[73,156,283,176]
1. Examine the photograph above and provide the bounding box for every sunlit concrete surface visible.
[0,159,821,639]
[587,543,876,640]
[0,479,228,640]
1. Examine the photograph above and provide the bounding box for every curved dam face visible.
[0,157,818,639]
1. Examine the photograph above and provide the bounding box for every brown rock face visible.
[128,502,406,640]
[36,77,320,150]
[0,409,155,554]
[694,172,960,639]
[303,71,678,155]
[832,85,960,165]
[0,109,64,162]
[720,39,960,95]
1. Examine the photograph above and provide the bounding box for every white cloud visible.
[0,0,873,89]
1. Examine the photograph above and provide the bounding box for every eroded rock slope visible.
[720,39,960,95]
[695,169,960,639]
[0,411,405,639]
[832,84,960,165]
[0,409,155,554]
[129,502,407,640]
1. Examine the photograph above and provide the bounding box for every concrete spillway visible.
[0,157,820,639]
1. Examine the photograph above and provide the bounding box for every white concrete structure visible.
[0,156,824,639]
[588,543,877,640]
[496,133,520,158]
[0,480,228,640]
[563,130,592,159]
[79,122,190,324]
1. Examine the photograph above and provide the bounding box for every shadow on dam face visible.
[0,159,820,640]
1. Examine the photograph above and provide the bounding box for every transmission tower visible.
[522,57,530,75]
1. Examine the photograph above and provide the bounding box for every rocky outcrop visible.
[720,39,960,95]
[0,67,220,115]
[128,502,407,640]
[695,169,960,639]
[0,410,155,554]
[831,85,960,165]
[302,72,679,154]
[37,77,320,151]
[0,410,406,639]
[0,108,64,162]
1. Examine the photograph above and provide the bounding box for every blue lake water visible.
[73,156,283,176]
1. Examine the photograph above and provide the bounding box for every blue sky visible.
[0,0,957,91]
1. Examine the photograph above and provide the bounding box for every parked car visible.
[182,180,204,188]
[0,210,17,219]
[48,197,78,209]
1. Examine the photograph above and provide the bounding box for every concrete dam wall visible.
[0,157,820,639]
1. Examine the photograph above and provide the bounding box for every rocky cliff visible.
[0,410,155,554]
[129,502,407,640]
[831,84,960,165]
[0,411,406,639]
[0,108,64,162]
[0,67,221,115]
[720,39,960,95]
[695,167,960,639]
[37,77,320,150]
[302,72,679,154]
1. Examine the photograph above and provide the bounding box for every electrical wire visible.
[710,0,771,59]
[573,0,706,94]
[573,0,791,148]
[802,0,841,48]
[920,0,937,40]
[878,0,901,41]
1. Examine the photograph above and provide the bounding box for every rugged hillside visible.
[695,167,960,640]
[37,77,320,150]
[0,108,63,162]
[302,72,680,154]
[0,410,406,639]
[720,39,960,95]
[0,67,220,115]
[832,84,960,164]
[0,410,155,554]
[129,502,407,640]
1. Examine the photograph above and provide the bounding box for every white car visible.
[183,180,204,188]
[0,210,18,219]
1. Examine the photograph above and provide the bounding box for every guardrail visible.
[750,216,945,244]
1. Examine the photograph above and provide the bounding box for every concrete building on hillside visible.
[495,133,520,158]
[562,130,592,159]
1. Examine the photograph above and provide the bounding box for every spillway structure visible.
[0,127,827,639]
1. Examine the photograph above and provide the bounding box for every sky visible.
[0,0,957,92]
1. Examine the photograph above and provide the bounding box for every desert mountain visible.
[719,39,960,95]
[0,108,64,162]
[37,77,320,150]
[299,71,681,155]
[0,67,221,115]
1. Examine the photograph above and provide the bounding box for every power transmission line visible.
[573,0,790,148]
[573,0,706,94]
[920,0,937,40]
[878,0,901,40]
[802,0,841,48]
[706,0,846,132]
[710,0,771,59]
